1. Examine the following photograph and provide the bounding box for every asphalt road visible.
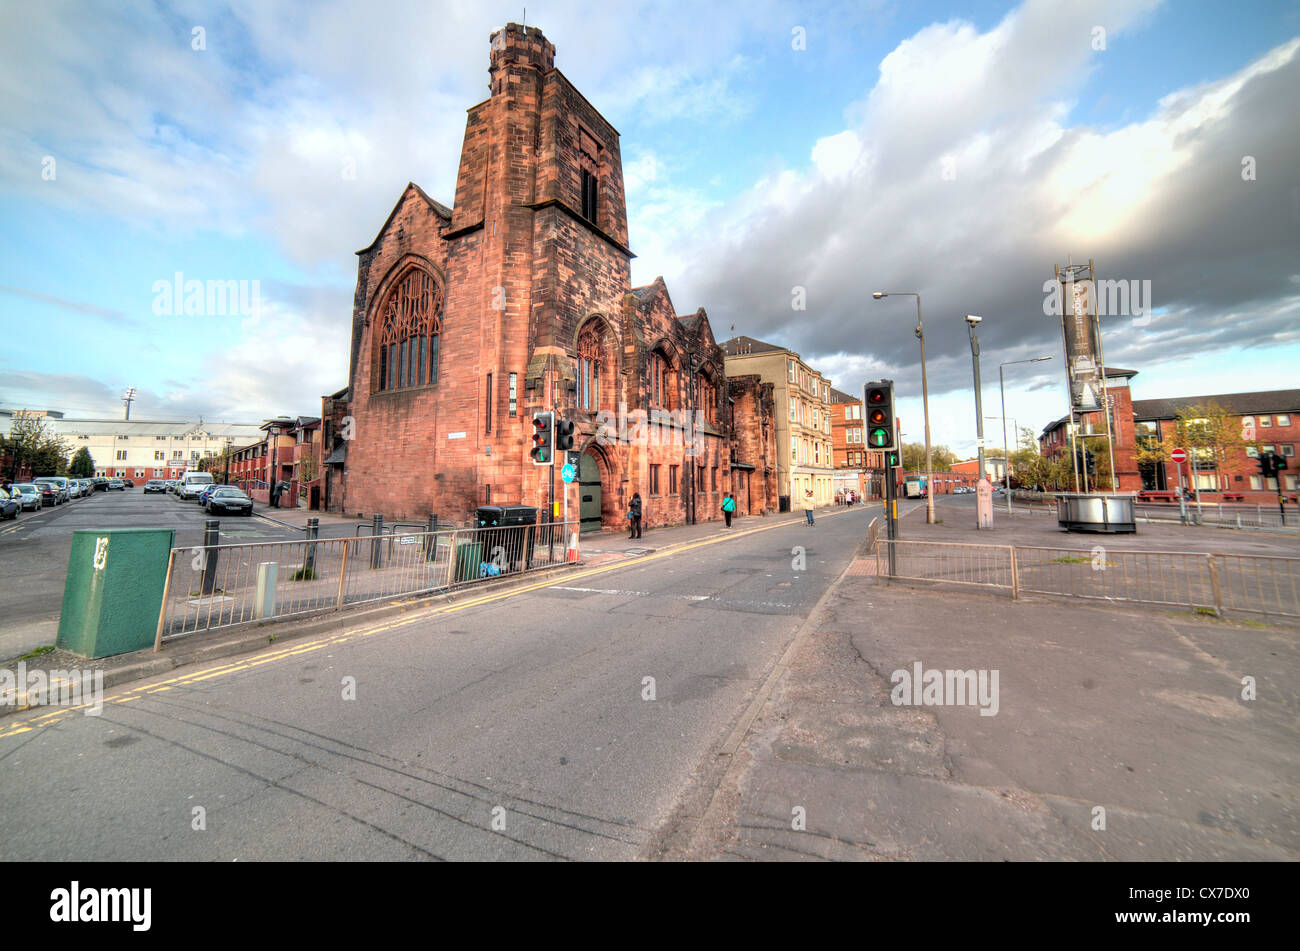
[0,490,348,662]
[0,507,871,860]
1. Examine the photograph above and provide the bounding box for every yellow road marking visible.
[0,508,859,739]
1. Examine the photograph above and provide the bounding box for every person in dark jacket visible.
[628,492,643,539]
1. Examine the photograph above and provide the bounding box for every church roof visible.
[356,182,452,255]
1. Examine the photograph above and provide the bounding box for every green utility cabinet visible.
[453,541,483,584]
[57,528,175,658]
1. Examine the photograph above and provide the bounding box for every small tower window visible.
[581,168,598,224]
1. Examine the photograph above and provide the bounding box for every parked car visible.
[177,471,215,501]
[33,477,69,503]
[0,488,20,520]
[10,483,42,511]
[197,483,225,506]
[36,483,59,507]
[106,479,126,490]
[205,487,254,516]
[122,478,135,487]
[143,480,167,494]
[164,480,180,494]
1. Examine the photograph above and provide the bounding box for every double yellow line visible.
[0,508,858,740]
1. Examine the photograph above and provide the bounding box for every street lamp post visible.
[872,292,934,525]
[996,356,1052,514]
[985,416,1016,497]
[965,315,991,529]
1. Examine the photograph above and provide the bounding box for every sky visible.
[1,0,1298,457]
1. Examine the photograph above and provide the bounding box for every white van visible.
[177,471,214,501]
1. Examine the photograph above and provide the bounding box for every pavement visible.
[656,495,1300,861]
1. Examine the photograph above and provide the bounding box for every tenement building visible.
[328,24,770,531]
[722,336,835,511]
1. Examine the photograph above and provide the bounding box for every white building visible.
[2,411,264,480]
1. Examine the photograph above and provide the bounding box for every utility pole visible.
[122,386,136,420]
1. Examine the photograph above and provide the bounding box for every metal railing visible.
[154,520,579,646]
[1134,502,1296,530]
[873,538,1300,621]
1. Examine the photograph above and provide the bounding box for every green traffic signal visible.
[869,427,889,448]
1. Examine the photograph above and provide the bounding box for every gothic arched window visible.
[577,322,603,411]
[650,350,677,411]
[376,268,443,392]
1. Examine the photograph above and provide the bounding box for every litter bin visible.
[475,505,538,573]
[57,528,176,658]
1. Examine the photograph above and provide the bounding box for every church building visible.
[328,23,776,530]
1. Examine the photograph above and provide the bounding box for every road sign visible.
[1170,448,1188,464]
[561,463,576,483]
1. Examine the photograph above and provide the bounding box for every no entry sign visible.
[1171,448,1188,464]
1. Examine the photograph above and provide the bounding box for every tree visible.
[68,447,94,478]
[1011,425,1074,491]
[199,446,235,482]
[1135,401,1249,494]
[5,413,70,479]
[900,442,956,472]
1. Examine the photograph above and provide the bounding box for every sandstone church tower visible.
[331,24,774,528]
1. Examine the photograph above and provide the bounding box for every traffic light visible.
[530,410,554,466]
[1258,451,1288,479]
[555,418,575,452]
[1084,450,1096,476]
[864,380,896,452]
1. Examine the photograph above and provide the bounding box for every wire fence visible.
[873,538,1300,621]
[154,520,578,646]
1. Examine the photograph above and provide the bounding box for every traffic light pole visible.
[883,456,897,577]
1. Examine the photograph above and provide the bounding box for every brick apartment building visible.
[828,387,881,498]
[722,336,835,511]
[1040,377,1300,502]
[229,416,320,508]
[1039,367,1141,491]
[327,24,771,531]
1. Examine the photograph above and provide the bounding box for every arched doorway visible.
[579,450,603,533]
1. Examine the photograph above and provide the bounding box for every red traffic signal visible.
[864,381,896,452]
[530,411,554,465]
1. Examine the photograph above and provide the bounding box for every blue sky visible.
[1,0,1297,455]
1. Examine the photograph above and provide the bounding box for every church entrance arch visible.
[579,449,604,534]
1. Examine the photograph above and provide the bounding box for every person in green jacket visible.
[721,492,736,528]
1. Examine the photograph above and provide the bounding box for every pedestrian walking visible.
[721,492,736,528]
[803,489,815,525]
[628,492,643,539]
